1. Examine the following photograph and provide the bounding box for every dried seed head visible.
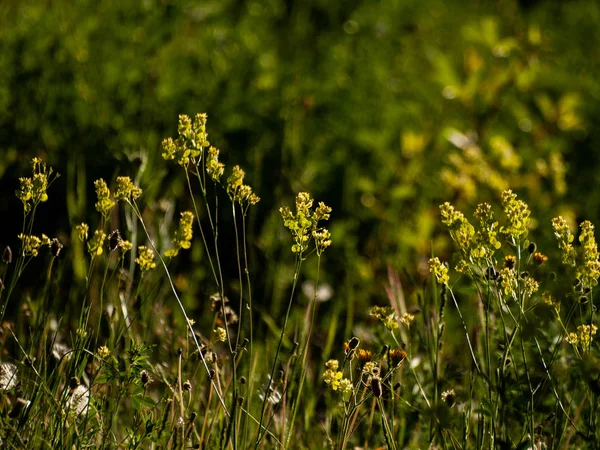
[2,246,12,264]
[69,377,80,390]
[348,336,360,350]
[371,376,382,398]
[504,255,517,270]
[357,349,373,366]
[51,238,63,257]
[389,348,408,366]
[0,363,18,390]
[108,230,122,252]
[141,370,151,386]
[442,389,456,407]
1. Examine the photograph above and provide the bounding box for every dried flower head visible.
[533,252,548,265]
[441,389,456,407]
[0,362,18,391]
[504,255,517,270]
[389,348,408,366]
[50,238,63,257]
[67,385,90,416]
[108,230,122,252]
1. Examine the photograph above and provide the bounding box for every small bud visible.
[183,380,192,392]
[371,377,382,398]
[177,348,183,357]
[240,376,247,385]
[2,246,12,264]
[141,370,150,386]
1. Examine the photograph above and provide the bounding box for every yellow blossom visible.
[135,246,156,273]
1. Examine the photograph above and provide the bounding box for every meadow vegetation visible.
[2,1,600,448]
[1,114,600,449]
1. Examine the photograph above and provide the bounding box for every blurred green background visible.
[1,0,600,332]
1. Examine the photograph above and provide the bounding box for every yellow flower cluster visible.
[87,230,106,256]
[16,158,58,213]
[76,223,89,241]
[499,267,517,297]
[280,192,332,255]
[500,190,530,240]
[370,306,399,330]
[578,221,600,289]
[400,312,415,327]
[312,229,332,255]
[161,114,209,166]
[165,211,194,258]
[18,234,46,257]
[323,360,344,391]
[429,257,449,285]
[472,203,502,259]
[205,146,225,182]
[135,246,156,273]
[97,346,110,358]
[566,324,598,348]
[439,202,475,252]
[114,176,142,202]
[94,179,115,217]
[552,216,576,266]
[214,327,227,343]
[226,165,260,206]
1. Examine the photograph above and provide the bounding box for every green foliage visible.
[2,1,600,447]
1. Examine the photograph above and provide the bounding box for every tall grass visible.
[1,116,599,449]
